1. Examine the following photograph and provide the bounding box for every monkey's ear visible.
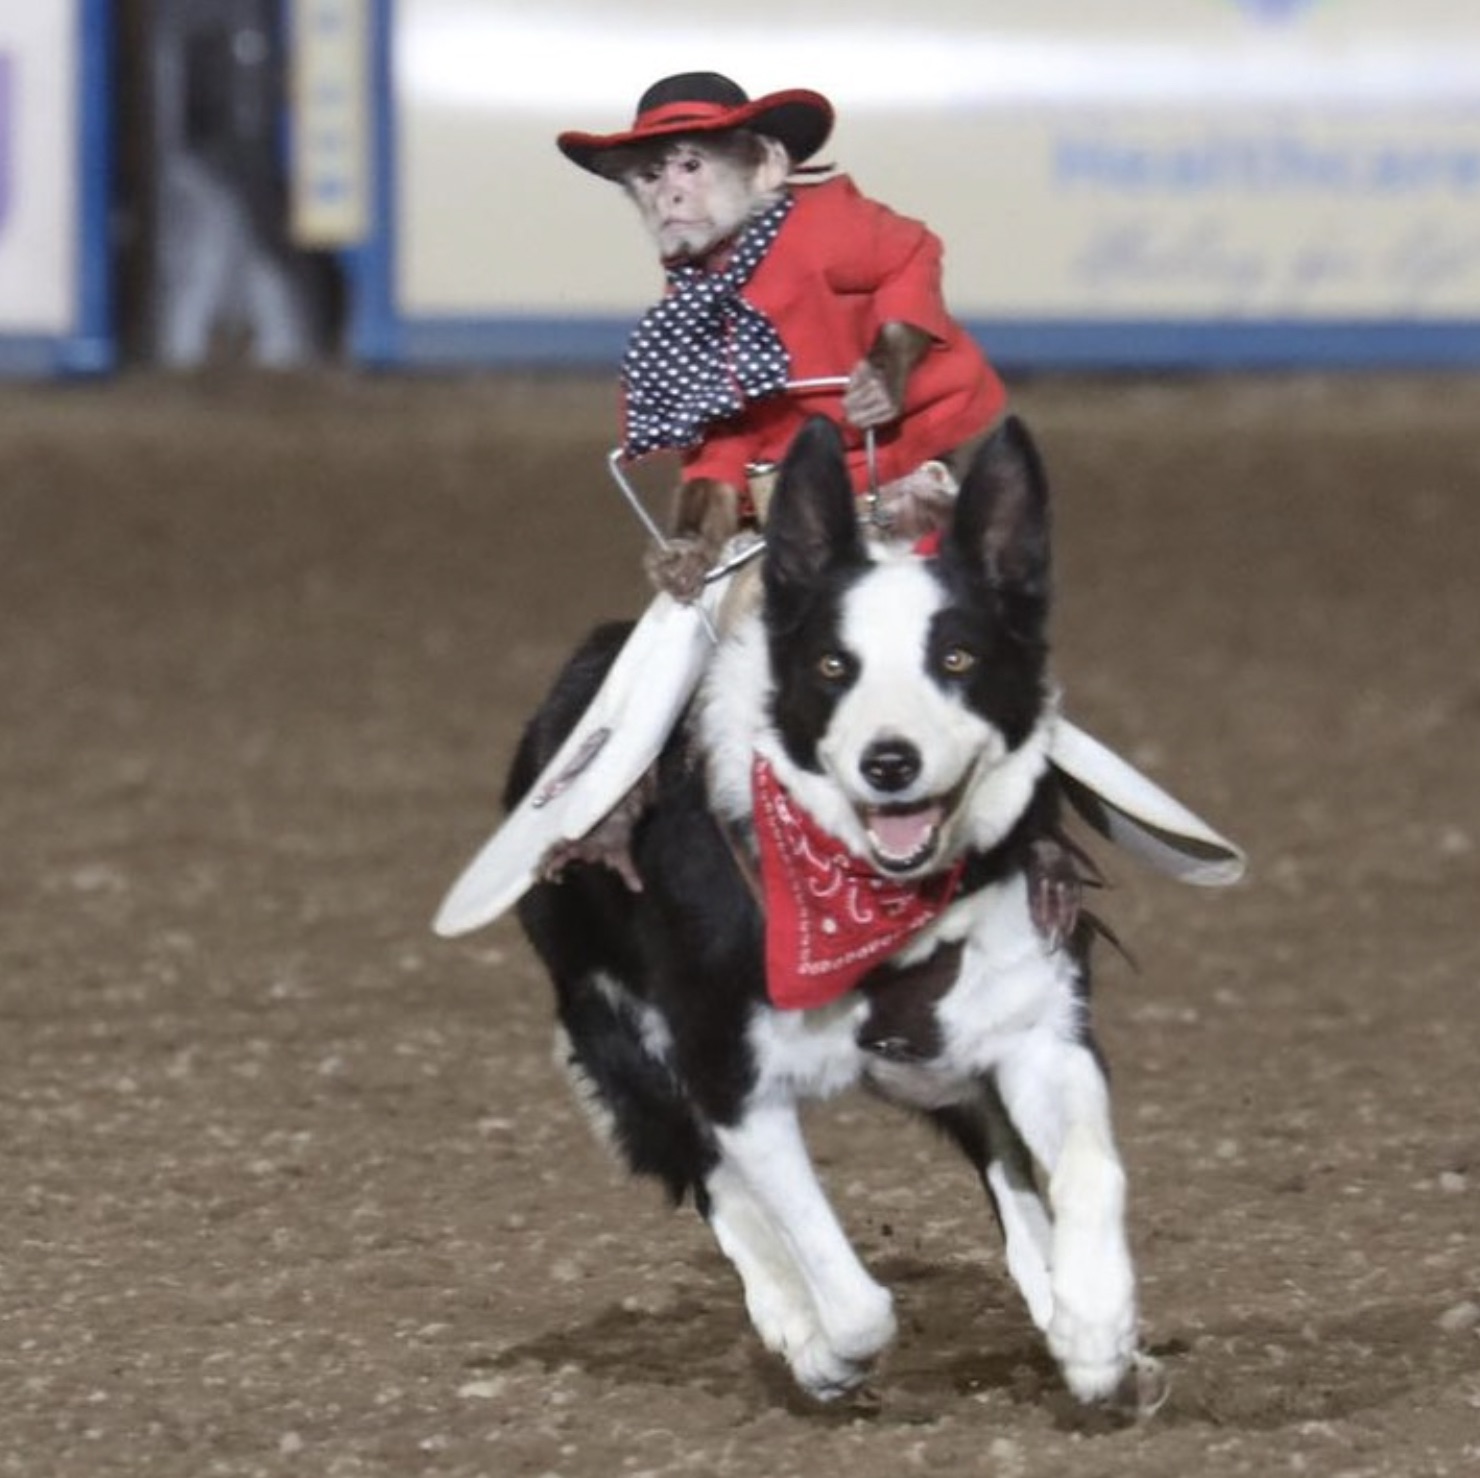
[753,135,792,193]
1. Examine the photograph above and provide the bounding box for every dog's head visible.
[758,415,1054,876]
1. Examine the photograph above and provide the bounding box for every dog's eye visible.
[817,652,849,682]
[940,646,977,677]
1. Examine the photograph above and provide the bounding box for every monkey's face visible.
[620,137,788,263]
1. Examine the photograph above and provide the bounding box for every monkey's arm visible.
[643,475,742,603]
[843,322,934,428]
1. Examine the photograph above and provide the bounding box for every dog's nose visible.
[860,739,921,794]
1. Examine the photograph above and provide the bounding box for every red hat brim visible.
[558,88,834,177]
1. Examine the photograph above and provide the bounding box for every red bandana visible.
[751,756,965,1010]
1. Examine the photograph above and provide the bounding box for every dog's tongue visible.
[866,804,943,867]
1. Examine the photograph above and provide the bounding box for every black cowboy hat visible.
[557,72,834,178]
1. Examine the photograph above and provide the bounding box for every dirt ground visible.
[2,369,1477,1478]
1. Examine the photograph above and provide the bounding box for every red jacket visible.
[656,175,1007,493]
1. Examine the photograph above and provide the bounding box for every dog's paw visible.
[822,1284,897,1366]
[1050,1313,1137,1404]
[756,1303,887,1402]
[1047,1264,1138,1403]
[745,1280,894,1401]
[788,1337,878,1402]
[777,1286,896,1402]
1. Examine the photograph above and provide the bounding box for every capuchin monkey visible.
[603,131,935,602]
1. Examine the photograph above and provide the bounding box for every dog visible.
[505,414,1148,1408]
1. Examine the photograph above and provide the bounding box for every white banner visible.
[373,0,1480,362]
[885,109,1480,320]
[0,4,77,335]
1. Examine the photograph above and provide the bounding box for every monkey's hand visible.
[643,535,713,604]
[843,359,902,429]
[844,323,934,429]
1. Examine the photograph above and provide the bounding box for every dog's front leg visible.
[995,1035,1139,1405]
[706,1101,896,1399]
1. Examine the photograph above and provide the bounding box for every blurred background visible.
[3,0,1478,380]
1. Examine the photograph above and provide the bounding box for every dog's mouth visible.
[861,800,947,874]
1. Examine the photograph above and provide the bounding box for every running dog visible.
[506,415,1147,1407]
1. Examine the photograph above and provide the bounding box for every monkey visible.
[599,129,948,600]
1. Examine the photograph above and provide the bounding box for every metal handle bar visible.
[606,374,884,559]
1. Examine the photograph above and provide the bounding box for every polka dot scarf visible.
[621,195,795,458]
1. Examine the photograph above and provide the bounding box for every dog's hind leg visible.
[705,1102,897,1400]
[994,1028,1140,1405]
[932,1086,1055,1334]
[549,967,718,1206]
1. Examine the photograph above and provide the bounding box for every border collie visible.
[506,415,1147,1407]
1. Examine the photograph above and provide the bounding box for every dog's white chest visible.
[748,997,873,1101]
[938,880,1081,1053]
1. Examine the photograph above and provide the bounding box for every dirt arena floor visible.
[2,369,1478,1477]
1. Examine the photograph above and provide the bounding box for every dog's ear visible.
[764,417,866,593]
[946,415,1050,597]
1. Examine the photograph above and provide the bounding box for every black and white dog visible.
[507,415,1145,1407]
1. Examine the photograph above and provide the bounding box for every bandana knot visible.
[621,196,794,457]
[751,756,965,1010]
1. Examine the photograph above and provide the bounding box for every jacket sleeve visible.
[822,189,957,344]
